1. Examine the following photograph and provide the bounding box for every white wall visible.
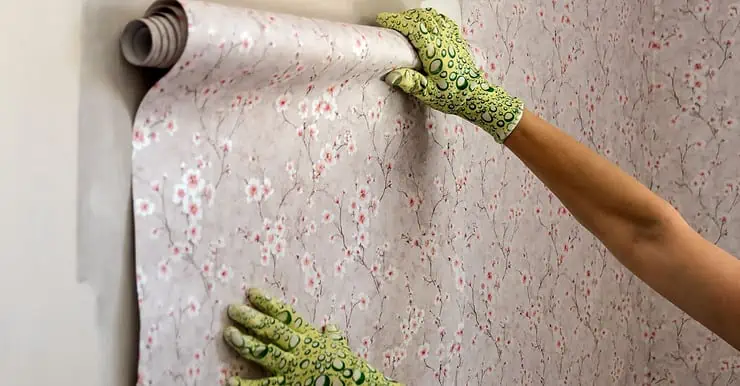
[0,0,459,385]
[0,0,99,384]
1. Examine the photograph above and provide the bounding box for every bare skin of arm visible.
[505,110,740,350]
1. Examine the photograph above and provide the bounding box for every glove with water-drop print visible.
[223,288,401,386]
[377,8,524,143]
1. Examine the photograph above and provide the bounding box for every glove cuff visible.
[476,96,524,144]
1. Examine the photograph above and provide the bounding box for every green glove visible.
[223,288,401,386]
[377,8,524,143]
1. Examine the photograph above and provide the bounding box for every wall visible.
[457,0,740,382]
[0,0,99,384]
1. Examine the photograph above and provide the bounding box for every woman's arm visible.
[506,110,740,349]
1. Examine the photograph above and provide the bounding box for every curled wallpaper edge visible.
[121,0,422,99]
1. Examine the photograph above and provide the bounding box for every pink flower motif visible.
[274,93,291,112]
[357,231,368,246]
[304,274,318,294]
[356,292,368,310]
[134,198,155,217]
[260,253,270,266]
[355,210,368,227]
[186,296,200,318]
[298,100,309,119]
[156,258,170,281]
[187,224,202,244]
[455,272,465,291]
[132,126,151,150]
[261,178,275,201]
[183,195,203,220]
[384,266,397,281]
[313,161,326,179]
[192,349,204,361]
[273,239,286,257]
[244,178,263,203]
[300,253,313,272]
[200,260,214,277]
[182,169,205,194]
[165,120,177,135]
[217,264,232,283]
[321,210,334,224]
[220,138,232,153]
[333,260,345,278]
[308,123,319,139]
[320,144,337,166]
[186,364,201,379]
[239,32,253,52]
[357,185,370,201]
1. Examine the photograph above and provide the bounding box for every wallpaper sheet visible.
[129,0,739,385]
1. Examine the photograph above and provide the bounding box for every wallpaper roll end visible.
[120,0,188,69]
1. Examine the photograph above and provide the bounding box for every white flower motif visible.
[217,264,232,283]
[165,120,178,135]
[275,92,291,112]
[321,210,333,224]
[319,145,335,167]
[134,198,155,217]
[261,178,275,201]
[455,271,466,292]
[244,178,263,203]
[300,252,313,272]
[384,266,397,281]
[182,169,205,194]
[182,194,203,220]
[200,260,214,277]
[238,31,253,52]
[417,343,430,360]
[132,126,151,150]
[352,35,367,56]
[220,138,232,153]
[356,292,369,310]
[304,273,319,295]
[202,183,215,207]
[187,224,202,244]
[298,99,309,119]
[333,260,345,278]
[157,258,171,281]
[186,296,200,318]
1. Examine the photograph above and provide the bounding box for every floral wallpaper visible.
[129,0,740,385]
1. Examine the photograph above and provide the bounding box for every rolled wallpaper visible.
[126,0,740,385]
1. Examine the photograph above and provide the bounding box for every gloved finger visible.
[226,376,286,386]
[228,304,303,352]
[223,327,295,374]
[377,9,439,52]
[322,323,347,344]
[246,288,316,334]
[385,68,431,97]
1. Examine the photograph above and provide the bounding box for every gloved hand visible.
[223,288,401,386]
[377,8,524,143]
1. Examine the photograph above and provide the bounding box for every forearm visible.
[504,110,673,254]
[504,110,740,348]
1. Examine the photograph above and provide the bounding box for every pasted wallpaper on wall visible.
[129,0,740,385]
